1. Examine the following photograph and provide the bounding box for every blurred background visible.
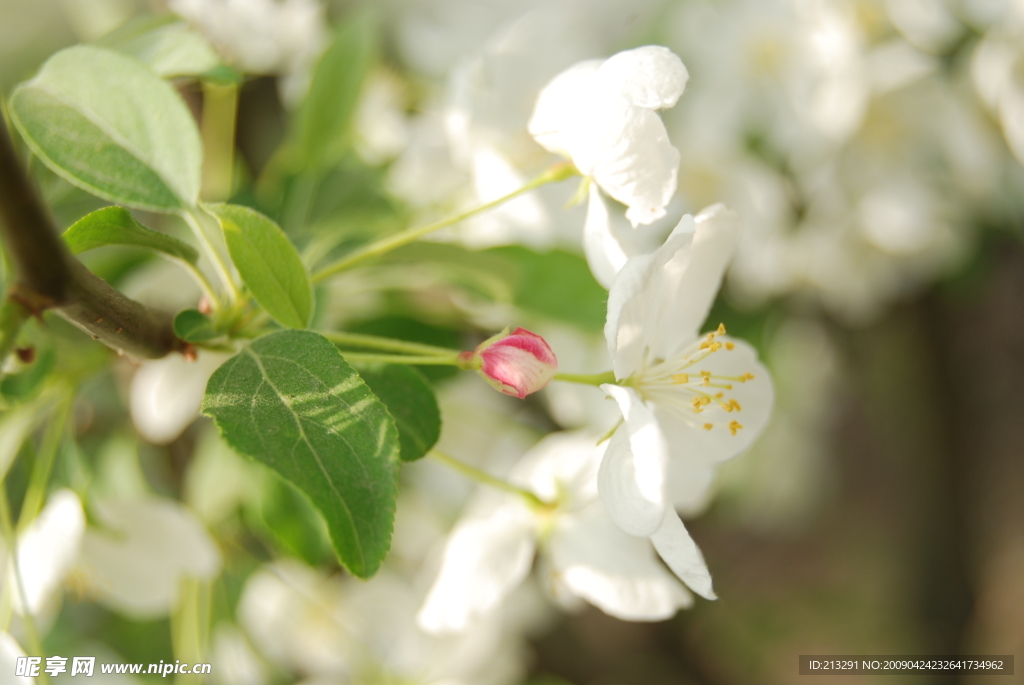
[1,0,1022,683]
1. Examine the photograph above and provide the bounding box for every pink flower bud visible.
[460,327,558,399]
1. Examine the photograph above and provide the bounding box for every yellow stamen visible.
[725,342,735,350]
[729,420,743,435]
[729,399,742,412]
[741,372,755,381]
[716,323,726,335]
[703,423,713,431]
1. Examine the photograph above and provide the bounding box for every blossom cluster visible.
[2,0,1020,683]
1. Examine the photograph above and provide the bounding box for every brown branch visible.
[0,119,183,359]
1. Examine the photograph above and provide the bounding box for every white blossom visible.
[417,431,708,634]
[529,46,688,229]
[77,497,222,618]
[598,204,774,539]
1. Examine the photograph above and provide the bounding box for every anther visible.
[725,342,735,350]
[703,423,713,430]
[716,323,726,335]
[729,420,743,435]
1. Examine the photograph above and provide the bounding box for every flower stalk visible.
[311,162,578,282]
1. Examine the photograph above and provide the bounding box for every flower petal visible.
[657,338,775,463]
[417,502,535,634]
[607,204,738,365]
[79,497,222,618]
[11,489,85,615]
[604,251,656,379]
[594,46,689,110]
[130,351,230,445]
[583,184,629,290]
[528,59,602,156]
[549,503,691,620]
[564,97,679,227]
[649,507,716,600]
[597,386,667,536]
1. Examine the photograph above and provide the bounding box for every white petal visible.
[607,205,738,367]
[11,489,85,615]
[548,503,691,620]
[604,251,655,379]
[583,184,629,290]
[0,632,35,684]
[564,98,679,227]
[511,430,605,506]
[665,456,717,516]
[416,502,535,634]
[649,507,716,600]
[528,59,602,156]
[658,339,775,463]
[130,351,230,445]
[79,498,222,618]
[597,386,667,537]
[594,46,689,110]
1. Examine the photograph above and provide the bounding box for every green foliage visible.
[62,206,199,264]
[250,473,334,566]
[102,17,223,79]
[206,203,313,329]
[202,330,399,578]
[495,246,608,332]
[296,13,376,170]
[353,363,440,462]
[9,46,202,212]
[172,310,219,343]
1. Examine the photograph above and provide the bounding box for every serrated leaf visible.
[205,203,313,329]
[353,363,440,462]
[9,45,202,212]
[63,206,199,264]
[202,330,399,577]
[296,12,376,169]
[173,309,218,342]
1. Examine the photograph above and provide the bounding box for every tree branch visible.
[0,119,183,359]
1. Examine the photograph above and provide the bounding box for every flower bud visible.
[460,327,558,399]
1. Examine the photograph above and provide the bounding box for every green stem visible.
[312,162,578,282]
[17,395,71,534]
[182,209,242,307]
[0,487,48,684]
[201,82,238,203]
[338,352,460,365]
[553,370,617,386]
[430,450,548,509]
[322,331,462,357]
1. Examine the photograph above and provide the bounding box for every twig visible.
[0,119,183,358]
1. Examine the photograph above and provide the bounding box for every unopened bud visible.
[460,327,558,399]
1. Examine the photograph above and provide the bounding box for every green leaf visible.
[206,203,313,329]
[173,309,219,342]
[353,363,440,462]
[202,330,399,577]
[9,45,202,212]
[105,18,222,79]
[296,13,376,169]
[63,206,199,264]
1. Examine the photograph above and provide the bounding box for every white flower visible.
[529,46,688,229]
[4,489,85,616]
[77,497,222,618]
[598,204,774,539]
[417,431,710,634]
[0,632,35,683]
[130,350,230,445]
[168,0,328,104]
